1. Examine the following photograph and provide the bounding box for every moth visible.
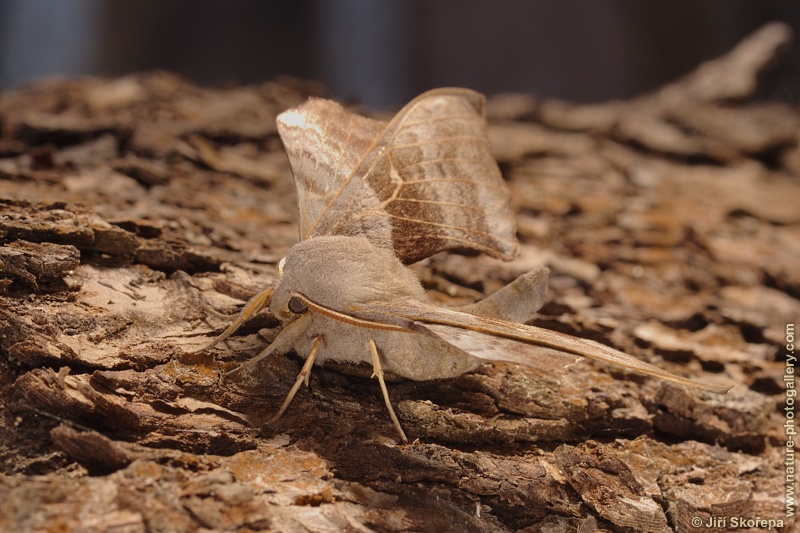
[203,88,729,442]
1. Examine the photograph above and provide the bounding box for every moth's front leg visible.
[268,335,323,424]
[200,287,274,351]
[368,339,408,443]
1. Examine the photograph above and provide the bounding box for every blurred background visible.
[0,0,798,108]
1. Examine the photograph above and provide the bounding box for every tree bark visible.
[1,23,796,533]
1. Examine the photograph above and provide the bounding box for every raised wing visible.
[276,88,518,264]
[345,298,732,394]
[277,98,385,243]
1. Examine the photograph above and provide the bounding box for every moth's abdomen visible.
[304,314,481,381]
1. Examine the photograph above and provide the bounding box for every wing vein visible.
[391,198,498,213]
[400,114,480,129]
[380,213,515,242]
[389,135,491,152]
[401,177,508,193]
[399,156,496,173]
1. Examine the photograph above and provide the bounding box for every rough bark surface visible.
[1,23,797,532]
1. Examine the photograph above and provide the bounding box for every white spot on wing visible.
[278,109,323,136]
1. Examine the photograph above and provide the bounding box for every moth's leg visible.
[460,265,549,323]
[268,335,323,424]
[199,287,274,351]
[225,312,312,380]
[369,339,408,443]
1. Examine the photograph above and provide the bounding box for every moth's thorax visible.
[270,235,426,321]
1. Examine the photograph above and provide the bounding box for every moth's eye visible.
[288,296,308,314]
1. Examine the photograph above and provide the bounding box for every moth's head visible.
[270,235,426,322]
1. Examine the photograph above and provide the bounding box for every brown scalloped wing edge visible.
[277,88,518,264]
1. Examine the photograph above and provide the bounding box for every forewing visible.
[424,324,582,374]
[278,88,518,263]
[349,298,731,394]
